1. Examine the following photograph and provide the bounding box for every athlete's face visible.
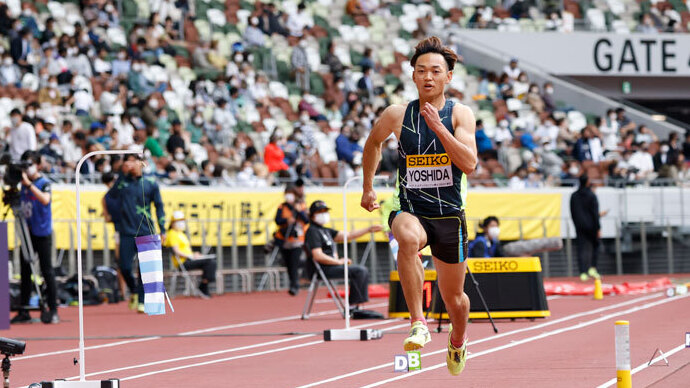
[412,53,452,98]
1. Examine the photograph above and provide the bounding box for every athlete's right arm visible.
[361,105,404,212]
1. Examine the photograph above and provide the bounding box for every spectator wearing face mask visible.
[0,53,21,87]
[291,38,310,92]
[37,75,62,105]
[264,130,289,173]
[9,108,37,161]
[274,185,310,295]
[469,216,503,258]
[336,125,363,167]
[244,16,265,47]
[304,200,382,309]
[165,211,216,298]
[542,82,556,113]
[653,141,679,179]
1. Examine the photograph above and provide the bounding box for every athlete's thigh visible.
[433,257,467,296]
[391,211,428,251]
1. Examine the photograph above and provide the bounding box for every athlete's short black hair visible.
[410,36,458,71]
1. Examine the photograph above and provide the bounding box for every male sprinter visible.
[360,36,477,375]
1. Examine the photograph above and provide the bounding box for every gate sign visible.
[457,30,690,77]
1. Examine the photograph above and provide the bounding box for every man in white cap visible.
[165,211,217,298]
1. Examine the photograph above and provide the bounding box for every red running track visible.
[5,274,690,387]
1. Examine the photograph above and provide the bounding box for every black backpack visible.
[92,266,122,304]
[59,275,103,306]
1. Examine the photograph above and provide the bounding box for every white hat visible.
[171,211,185,221]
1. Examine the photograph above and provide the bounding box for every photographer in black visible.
[11,151,59,324]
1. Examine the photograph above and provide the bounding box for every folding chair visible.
[168,249,204,299]
[301,259,347,320]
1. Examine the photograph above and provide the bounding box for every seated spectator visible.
[346,0,366,17]
[560,160,581,187]
[534,116,559,151]
[244,16,265,47]
[615,108,636,134]
[628,142,655,181]
[469,216,503,258]
[335,125,363,166]
[526,84,545,113]
[637,13,658,33]
[264,130,289,173]
[556,118,577,150]
[166,119,187,155]
[298,91,327,121]
[681,133,690,164]
[9,108,37,162]
[503,58,521,81]
[542,82,556,113]
[475,120,496,158]
[357,66,374,102]
[635,125,658,145]
[304,200,382,310]
[597,115,619,154]
[286,2,313,37]
[509,166,528,189]
[0,53,21,87]
[165,211,216,298]
[653,141,679,179]
[573,126,604,162]
[379,136,398,175]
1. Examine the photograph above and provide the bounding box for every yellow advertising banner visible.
[4,187,561,250]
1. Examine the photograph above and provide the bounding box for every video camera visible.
[0,337,25,356]
[0,153,31,208]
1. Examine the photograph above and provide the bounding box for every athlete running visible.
[360,36,477,375]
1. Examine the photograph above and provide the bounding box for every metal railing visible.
[9,214,688,288]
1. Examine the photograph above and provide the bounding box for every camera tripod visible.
[2,353,13,388]
[2,203,53,324]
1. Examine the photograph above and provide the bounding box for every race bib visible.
[405,153,453,188]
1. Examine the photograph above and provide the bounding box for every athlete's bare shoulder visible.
[451,102,476,132]
[371,104,406,139]
[380,104,406,123]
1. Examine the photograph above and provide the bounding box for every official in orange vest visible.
[274,185,310,295]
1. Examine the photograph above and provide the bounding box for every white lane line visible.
[595,343,687,388]
[180,302,388,335]
[15,302,388,362]
[546,295,564,300]
[360,293,690,387]
[83,320,411,382]
[297,293,664,388]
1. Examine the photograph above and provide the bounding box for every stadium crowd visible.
[0,0,687,189]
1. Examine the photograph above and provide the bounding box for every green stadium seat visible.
[341,14,355,27]
[310,73,325,97]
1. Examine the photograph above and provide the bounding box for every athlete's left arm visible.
[420,102,477,174]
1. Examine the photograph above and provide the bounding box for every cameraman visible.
[11,151,59,324]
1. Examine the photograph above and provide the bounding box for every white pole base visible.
[324,329,384,341]
[38,380,119,388]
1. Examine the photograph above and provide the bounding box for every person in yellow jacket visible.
[165,211,217,298]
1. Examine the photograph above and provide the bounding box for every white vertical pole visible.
[615,320,632,388]
[342,175,387,330]
[75,149,139,381]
